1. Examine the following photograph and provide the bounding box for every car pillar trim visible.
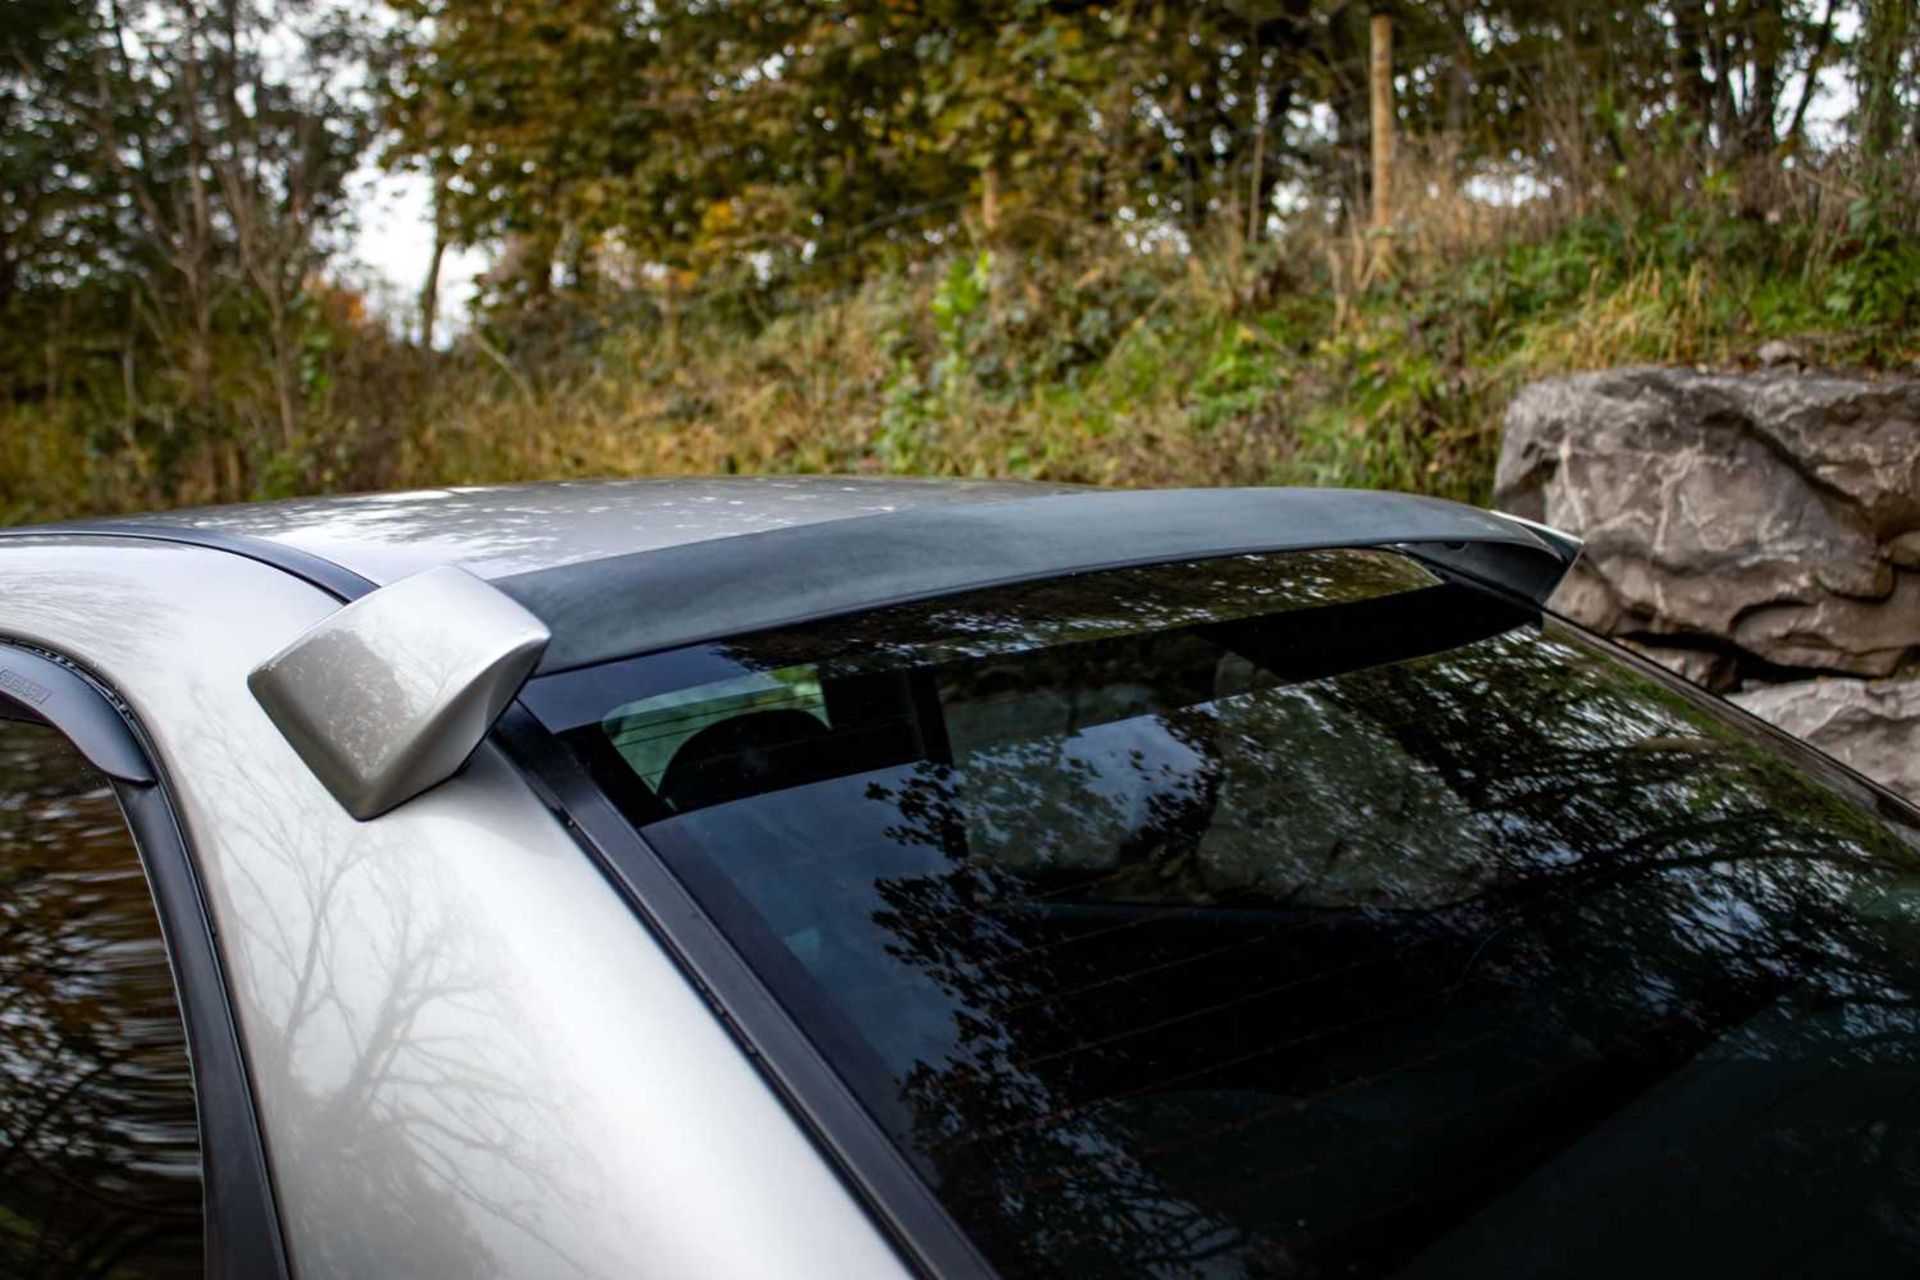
[0,642,156,783]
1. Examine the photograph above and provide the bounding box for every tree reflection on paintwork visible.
[0,721,201,1278]
[598,552,1920,1279]
[171,656,600,1279]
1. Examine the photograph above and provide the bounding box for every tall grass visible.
[5,142,1916,524]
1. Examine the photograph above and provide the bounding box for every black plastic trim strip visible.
[496,487,1579,674]
[0,641,291,1279]
[0,645,154,782]
[494,703,996,1280]
[0,522,378,602]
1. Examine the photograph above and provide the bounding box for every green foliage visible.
[1825,195,1920,330]
[877,250,993,470]
[931,251,994,392]
[1191,323,1290,434]
[4,0,1920,522]
[1,0,375,509]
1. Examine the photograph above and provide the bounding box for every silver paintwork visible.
[0,533,910,1279]
[250,565,550,819]
[96,474,1080,583]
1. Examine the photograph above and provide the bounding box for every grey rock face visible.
[1730,679,1920,805]
[1496,366,1918,806]
[1497,367,1920,684]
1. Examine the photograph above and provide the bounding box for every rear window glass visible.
[544,549,1920,1277]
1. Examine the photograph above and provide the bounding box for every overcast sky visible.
[339,164,487,345]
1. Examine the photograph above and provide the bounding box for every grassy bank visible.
[5,186,1916,524]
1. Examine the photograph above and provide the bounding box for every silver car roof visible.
[77,475,1072,584]
[17,477,1582,675]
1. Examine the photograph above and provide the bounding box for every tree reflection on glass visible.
[0,721,201,1278]
[582,551,1920,1279]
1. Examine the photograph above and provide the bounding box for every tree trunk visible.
[1369,13,1394,234]
[1671,0,1716,149]
[268,293,298,452]
[1784,0,1838,148]
[181,12,218,421]
[1246,85,1268,246]
[1859,0,1913,160]
[1367,12,1395,282]
[420,173,449,347]
[1742,0,1784,160]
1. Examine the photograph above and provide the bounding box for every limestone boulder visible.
[1496,366,1920,684]
[1729,678,1920,807]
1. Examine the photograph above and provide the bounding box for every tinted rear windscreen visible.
[539,549,1920,1278]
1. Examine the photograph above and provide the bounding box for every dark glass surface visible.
[551,550,1920,1279]
[0,720,203,1278]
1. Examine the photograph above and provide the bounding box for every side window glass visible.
[0,717,204,1277]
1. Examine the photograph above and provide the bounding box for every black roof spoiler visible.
[498,487,1582,674]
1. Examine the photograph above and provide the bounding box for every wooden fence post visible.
[1369,11,1395,278]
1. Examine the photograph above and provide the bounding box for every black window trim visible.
[493,702,999,1280]
[0,638,293,1280]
